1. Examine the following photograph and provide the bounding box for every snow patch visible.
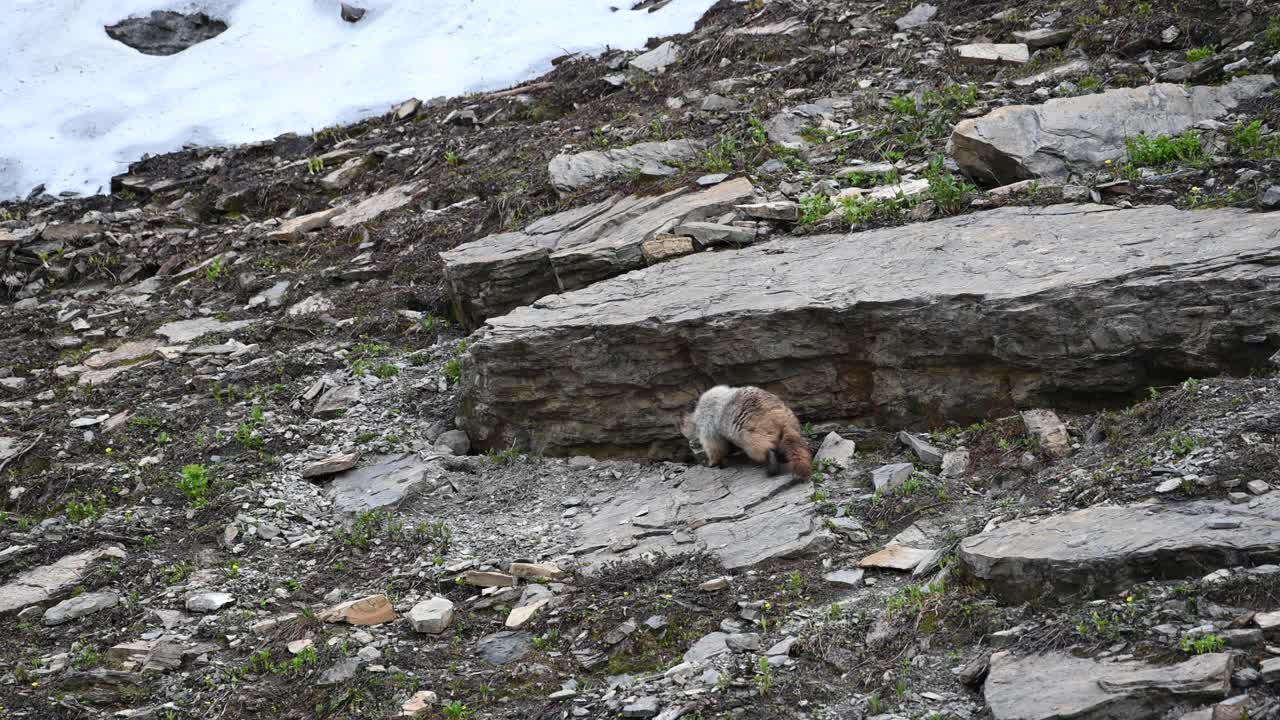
[0,0,718,200]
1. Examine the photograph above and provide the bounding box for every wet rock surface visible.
[105,11,229,56]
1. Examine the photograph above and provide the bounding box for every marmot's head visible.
[676,399,698,440]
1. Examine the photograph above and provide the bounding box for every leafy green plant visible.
[178,464,210,508]
[755,657,773,697]
[1125,131,1204,168]
[799,194,834,224]
[925,155,975,214]
[444,151,462,166]
[703,133,739,173]
[1182,633,1224,654]
[205,255,225,283]
[66,492,107,523]
[445,340,468,384]
[1185,46,1215,63]
[307,157,325,175]
[443,701,473,720]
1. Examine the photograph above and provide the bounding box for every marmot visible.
[678,385,812,481]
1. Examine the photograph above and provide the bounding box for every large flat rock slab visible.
[548,139,705,193]
[325,454,443,513]
[960,494,1280,602]
[572,465,831,571]
[459,203,1280,457]
[984,650,1231,720]
[951,75,1274,185]
[0,545,127,614]
[441,178,753,326]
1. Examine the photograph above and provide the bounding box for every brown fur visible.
[678,385,812,481]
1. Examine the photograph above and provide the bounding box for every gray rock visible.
[1012,28,1074,49]
[43,591,119,626]
[441,178,752,326]
[684,631,730,663]
[630,41,679,74]
[185,592,234,613]
[327,453,442,513]
[814,432,856,469]
[247,280,290,309]
[105,10,227,56]
[0,545,127,613]
[700,94,740,112]
[316,657,360,686]
[313,384,361,418]
[727,17,806,39]
[264,208,342,243]
[1021,409,1071,459]
[697,173,729,186]
[960,493,1280,602]
[154,318,253,344]
[984,650,1231,720]
[956,43,1030,66]
[476,630,533,665]
[894,4,936,30]
[458,204,1280,458]
[548,139,704,193]
[726,632,761,651]
[330,184,418,228]
[571,465,830,571]
[871,463,914,493]
[1260,185,1280,209]
[941,449,970,478]
[1249,480,1272,495]
[407,597,454,634]
[434,430,470,456]
[824,569,864,587]
[622,697,660,718]
[300,451,361,479]
[736,200,798,221]
[757,159,788,175]
[898,431,943,468]
[674,221,756,247]
[952,75,1275,185]
[340,3,366,22]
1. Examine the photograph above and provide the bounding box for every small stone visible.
[814,432,856,469]
[407,597,454,634]
[1012,28,1074,49]
[300,451,361,479]
[43,591,119,626]
[696,173,729,186]
[1248,480,1271,496]
[1260,186,1280,209]
[726,633,761,651]
[700,576,730,592]
[465,571,516,588]
[400,690,438,717]
[823,569,864,587]
[604,619,638,645]
[955,43,1030,66]
[700,95,740,112]
[1260,656,1280,682]
[894,3,936,30]
[622,697,660,718]
[509,562,564,579]
[434,430,470,456]
[317,657,360,686]
[340,3,366,22]
[757,159,788,174]
[871,463,914,493]
[1157,478,1183,494]
[642,235,697,262]
[318,594,396,625]
[505,599,548,629]
[185,592,234,613]
[313,385,361,418]
[898,431,943,467]
[858,545,933,571]
[1021,409,1072,459]
[476,630,533,665]
[1230,491,1252,504]
[735,201,799,222]
[941,449,969,478]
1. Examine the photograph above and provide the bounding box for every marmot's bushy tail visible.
[779,427,812,481]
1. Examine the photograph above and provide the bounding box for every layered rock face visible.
[459,203,1280,457]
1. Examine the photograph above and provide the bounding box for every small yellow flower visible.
[1104,159,1113,165]
[1126,595,1134,603]
[1190,186,1202,193]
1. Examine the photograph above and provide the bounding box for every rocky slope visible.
[4,1,1280,719]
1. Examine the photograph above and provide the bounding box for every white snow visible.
[0,0,718,200]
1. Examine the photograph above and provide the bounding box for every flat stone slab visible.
[985,650,1231,720]
[952,75,1274,185]
[83,339,163,369]
[0,545,127,614]
[460,203,1280,458]
[548,139,705,193]
[960,493,1280,602]
[326,453,443,513]
[572,465,831,572]
[442,178,753,326]
[154,318,253,344]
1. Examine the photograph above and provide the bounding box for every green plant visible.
[444,151,462,166]
[1169,432,1200,457]
[754,656,772,697]
[165,561,194,584]
[178,464,210,508]
[443,701,473,720]
[374,362,400,379]
[307,157,325,175]
[65,492,107,523]
[703,133,739,173]
[205,256,225,283]
[1125,131,1204,168]
[445,340,468,384]
[1185,46,1215,63]
[925,155,975,214]
[799,193,834,224]
[1182,633,1225,654]
[1268,16,1280,47]
[225,561,241,578]
[867,693,883,713]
